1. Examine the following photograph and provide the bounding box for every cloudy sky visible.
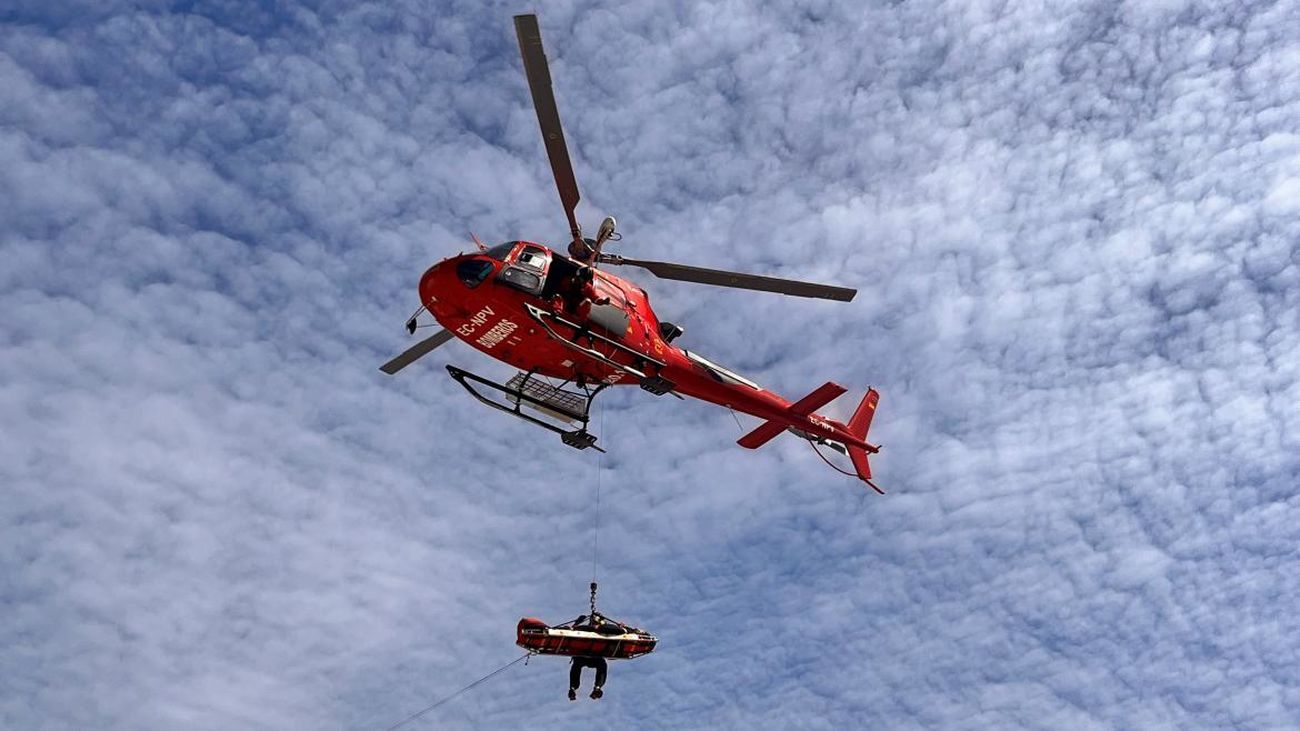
[3,0,1298,728]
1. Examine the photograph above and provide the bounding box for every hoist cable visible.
[591,398,605,586]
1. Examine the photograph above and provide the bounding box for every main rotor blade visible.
[599,255,857,302]
[514,14,582,243]
[379,329,455,375]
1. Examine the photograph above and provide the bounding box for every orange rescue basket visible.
[516,617,657,659]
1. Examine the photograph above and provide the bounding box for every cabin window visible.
[517,246,549,271]
[456,258,495,289]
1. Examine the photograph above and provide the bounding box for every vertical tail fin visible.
[848,387,879,441]
[845,388,883,493]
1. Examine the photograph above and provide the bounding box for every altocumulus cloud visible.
[1,1,1297,729]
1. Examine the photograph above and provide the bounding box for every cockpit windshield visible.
[456,258,495,289]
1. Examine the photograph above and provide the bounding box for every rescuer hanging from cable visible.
[515,583,657,701]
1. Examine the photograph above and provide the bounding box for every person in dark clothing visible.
[551,266,612,324]
[565,613,611,700]
[569,655,607,700]
[554,266,595,315]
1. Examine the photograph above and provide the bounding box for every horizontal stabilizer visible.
[789,381,847,415]
[738,420,785,449]
[737,381,847,450]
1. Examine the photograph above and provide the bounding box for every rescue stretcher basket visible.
[516,617,657,659]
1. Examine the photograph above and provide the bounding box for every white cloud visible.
[2,1,1298,729]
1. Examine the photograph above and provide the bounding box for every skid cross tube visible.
[446,364,608,452]
[524,303,665,382]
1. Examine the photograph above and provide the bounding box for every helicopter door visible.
[590,272,630,337]
[592,273,627,309]
[588,303,629,337]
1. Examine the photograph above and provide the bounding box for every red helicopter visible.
[381,15,883,491]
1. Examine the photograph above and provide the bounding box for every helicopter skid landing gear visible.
[524,303,676,397]
[561,430,599,450]
[447,364,609,453]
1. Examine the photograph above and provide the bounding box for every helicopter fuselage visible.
[383,13,882,487]
[421,240,872,451]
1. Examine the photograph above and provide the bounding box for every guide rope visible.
[383,652,533,730]
[727,405,744,432]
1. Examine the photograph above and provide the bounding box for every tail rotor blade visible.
[598,255,856,302]
[514,14,582,244]
[380,329,456,375]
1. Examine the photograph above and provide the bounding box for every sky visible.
[2,0,1297,728]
